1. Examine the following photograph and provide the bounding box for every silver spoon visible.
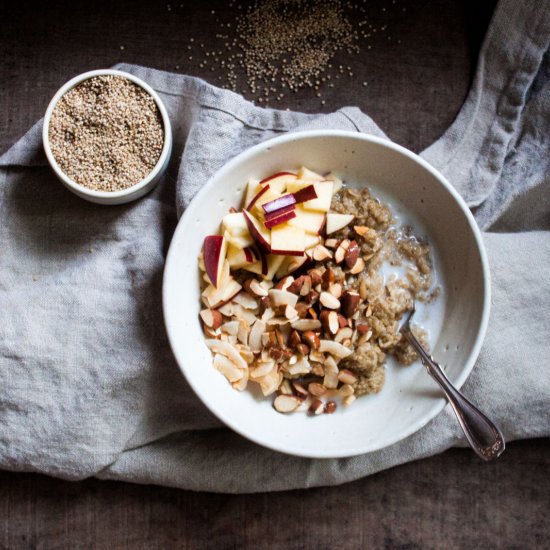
[400,304,505,461]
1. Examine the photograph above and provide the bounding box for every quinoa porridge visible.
[197,167,440,415]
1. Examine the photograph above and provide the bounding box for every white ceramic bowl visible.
[43,69,172,205]
[163,130,490,458]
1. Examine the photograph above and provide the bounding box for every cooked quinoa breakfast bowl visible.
[198,166,440,415]
[163,131,490,458]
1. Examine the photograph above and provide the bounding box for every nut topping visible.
[319,291,340,310]
[302,330,320,350]
[344,240,359,268]
[340,291,361,318]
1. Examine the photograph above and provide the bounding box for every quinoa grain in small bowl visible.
[43,69,172,205]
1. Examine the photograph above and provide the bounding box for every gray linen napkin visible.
[1,0,549,492]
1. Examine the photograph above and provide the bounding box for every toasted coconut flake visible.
[291,319,322,331]
[286,356,311,375]
[249,320,266,353]
[213,354,243,383]
[319,339,353,359]
[221,320,240,335]
[251,360,275,379]
[205,339,248,369]
[285,304,299,321]
[335,326,353,343]
[233,291,259,310]
[261,307,276,322]
[257,368,280,396]
[232,366,249,391]
[268,288,299,308]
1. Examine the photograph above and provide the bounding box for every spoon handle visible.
[402,329,505,461]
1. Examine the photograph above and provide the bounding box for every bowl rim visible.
[42,68,172,202]
[163,129,491,458]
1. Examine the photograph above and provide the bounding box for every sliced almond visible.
[285,304,299,321]
[319,339,353,359]
[344,240,359,269]
[291,319,322,331]
[312,244,332,262]
[299,275,312,296]
[340,291,361,318]
[308,382,327,397]
[200,309,223,329]
[244,278,268,297]
[286,275,305,295]
[334,246,346,264]
[237,322,249,346]
[325,238,339,249]
[350,257,365,275]
[322,268,334,289]
[273,394,301,413]
[302,330,320,350]
[292,381,309,396]
[338,369,358,385]
[268,288,299,308]
[279,379,294,395]
[329,283,342,299]
[307,268,322,285]
[320,291,340,310]
[320,310,339,335]
[309,398,324,415]
[275,275,294,291]
[258,368,281,396]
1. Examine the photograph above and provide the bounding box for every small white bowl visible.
[163,130,491,458]
[43,69,172,205]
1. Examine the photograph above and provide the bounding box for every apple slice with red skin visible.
[293,184,318,204]
[243,210,271,253]
[270,224,306,256]
[264,209,297,229]
[245,183,271,211]
[262,193,296,215]
[265,203,295,221]
[302,181,334,212]
[227,244,257,269]
[287,206,326,235]
[259,172,297,194]
[203,235,228,288]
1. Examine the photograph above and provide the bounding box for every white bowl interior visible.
[163,131,489,458]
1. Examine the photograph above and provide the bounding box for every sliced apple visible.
[207,277,243,308]
[245,183,271,211]
[242,260,265,276]
[324,172,343,194]
[326,213,354,234]
[297,166,324,181]
[286,179,318,194]
[302,181,334,212]
[227,244,257,269]
[262,193,296,215]
[225,230,254,249]
[270,224,306,256]
[287,205,326,234]
[203,235,228,288]
[293,184,317,204]
[265,254,286,280]
[275,255,311,279]
[243,179,261,209]
[259,172,297,193]
[222,212,249,236]
[243,210,271,253]
[250,186,282,218]
[265,203,295,220]
[264,209,296,229]
[304,233,320,249]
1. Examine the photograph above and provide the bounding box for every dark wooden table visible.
[2,1,549,548]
